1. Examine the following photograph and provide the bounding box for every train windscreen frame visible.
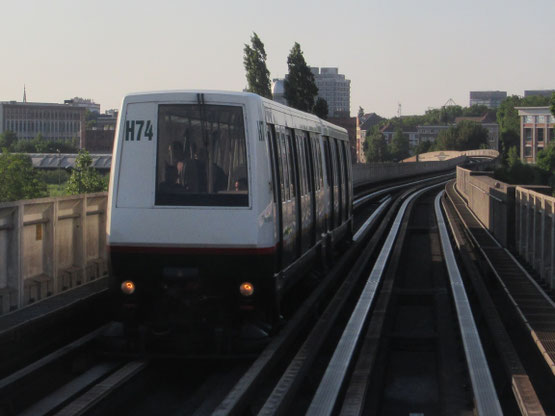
[155,104,248,207]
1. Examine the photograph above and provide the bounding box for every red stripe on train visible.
[108,245,277,256]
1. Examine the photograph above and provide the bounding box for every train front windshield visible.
[156,104,248,207]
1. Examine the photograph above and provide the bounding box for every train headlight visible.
[239,282,254,297]
[121,280,136,295]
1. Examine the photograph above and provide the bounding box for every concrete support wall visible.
[353,156,466,188]
[0,193,107,315]
[515,187,555,289]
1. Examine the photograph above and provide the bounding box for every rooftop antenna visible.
[23,85,27,103]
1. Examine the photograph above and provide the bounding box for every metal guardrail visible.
[0,193,108,314]
[29,153,112,170]
[515,187,555,289]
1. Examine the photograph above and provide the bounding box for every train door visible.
[275,126,298,267]
[266,124,282,270]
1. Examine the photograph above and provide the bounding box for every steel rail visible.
[353,172,454,209]
[306,181,446,416]
[352,196,391,242]
[0,324,111,392]
[53,360,147,416]
[434,190,502,415]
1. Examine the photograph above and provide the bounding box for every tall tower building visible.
[310,67,351,117]
[469,91,507,109]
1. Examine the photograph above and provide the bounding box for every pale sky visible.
[1,0,554,118]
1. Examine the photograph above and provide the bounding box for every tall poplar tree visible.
[243,32,272,99]
[283,43,318,112]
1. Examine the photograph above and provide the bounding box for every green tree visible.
[434,121,488,151]
[389,129,410,161]
[283,42,318,112]
[462,105,490,117]
[551,91,555,117]
[536,142,555,173]
[313,97,328,119]
[0,131,17,151]
[366,131,389,162]
[414,140,432,155]
[507,146,520,168]
[66,150,107,194]
[31,134,49,153]
[243,32,272,99]
[0,151,47,202]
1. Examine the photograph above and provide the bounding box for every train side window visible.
[335,139,343,188]
[312,136,323,191]
[285,132,296,199]
[304,135,314,193]
[336,139,346,220]
[341,142,350,191]
[279,132,290,201]
[296,134,308,195]
[330,138,339,191]
[323,137,332,188]
[266,126,279,204]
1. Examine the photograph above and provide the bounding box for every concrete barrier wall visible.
[456,167,514,247]
[353,156,466,188]
[515,187,555,289]
[456,167,554,289]
[0,193,108,314]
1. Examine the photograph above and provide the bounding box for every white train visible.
[107,91,353,343]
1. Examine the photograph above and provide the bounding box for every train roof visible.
[121,90,349,140]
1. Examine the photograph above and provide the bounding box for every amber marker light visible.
[121,280,136,295]
[239,282,254,297]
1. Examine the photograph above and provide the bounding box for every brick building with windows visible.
[516,106,554,163]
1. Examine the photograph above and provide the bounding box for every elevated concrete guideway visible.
[0,153,487,316]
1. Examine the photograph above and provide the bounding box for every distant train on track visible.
[107,91,353,347]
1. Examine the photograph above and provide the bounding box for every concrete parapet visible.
[353,156,466,188]
[515,187,555,289]
[455,167,554,289]
[456,167,514,247]
[0,193,108,315]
